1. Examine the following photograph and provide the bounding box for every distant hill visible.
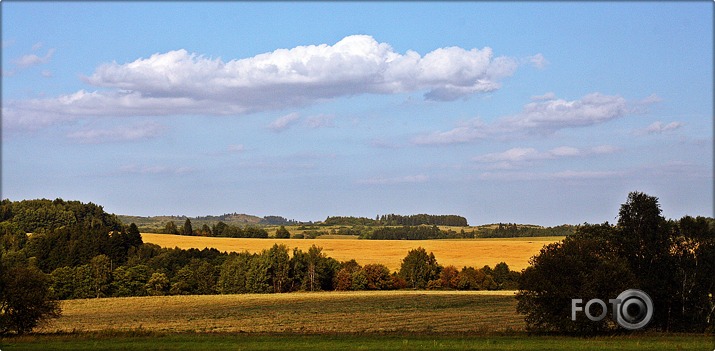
[117,213,300,233]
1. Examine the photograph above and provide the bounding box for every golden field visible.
[141,234,562,271]
[37,291,522,334]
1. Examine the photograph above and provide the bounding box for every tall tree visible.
[398,247,441,289]
[126,223,143,247]
[183,218,193,236]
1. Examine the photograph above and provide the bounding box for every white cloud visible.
[479,169,624,181]
[66,121,166,144]
[474,147,542,163]
[526,53,549,69]
[268,112,301,132]
[413,93,646,146]
[4,35,525,130]
[473,145,619,167]
[411,119,486,145]
[14,48,55,68]
[643,121,684,134]
[358,174,429,185]
[530,92,556,101]
[499,93,629,132]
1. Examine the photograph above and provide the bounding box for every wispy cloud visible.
[119,164,194,175]
[358,174,429,185]
[305,114,335,129]
[4,35,528,130]
[473,145,619,169]
[411,119,487,145]
[640,121,684,135]
[14,47,55,68]
[66,122,166,144]
[227,144,246,153]
[478,169,624,181]
[268,112,301,132]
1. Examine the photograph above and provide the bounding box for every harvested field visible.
[36,291,522,334]
[141,234,561,271]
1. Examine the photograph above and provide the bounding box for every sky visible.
[2,2,713,226]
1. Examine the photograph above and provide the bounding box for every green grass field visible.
[2,332,711,351]
[3,291,712,350]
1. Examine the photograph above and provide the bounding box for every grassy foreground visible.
[2,332,712,351]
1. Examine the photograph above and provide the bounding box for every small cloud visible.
[305,114,335,129]
[474,147,542,163]
[268,112,300,132]
[119,164,194,175]
[643,121,684,135]
[370,139,403,149]
[640,94,662,104]
[530,92,556,101]
[411,119,486,145]
[41,70,53,78]
[358,174,429,185]
[526,53,549,69]
[590,145,620,154]
[548,146,580,157]
[473,144,619,168]
[227,144,245,153]
[14,48,55,68]
[551,170,623,179]
[479,169,623,181]
[67,121,166,144]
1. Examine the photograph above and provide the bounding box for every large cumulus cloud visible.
[5,35,524,130]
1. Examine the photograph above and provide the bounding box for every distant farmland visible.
[141,234,561,271]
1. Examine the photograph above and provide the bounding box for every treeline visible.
[478,223,575,238]
[159,219,269,238]
[359,225,473,240]
[322,214,468,227]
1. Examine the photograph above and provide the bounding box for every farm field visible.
[12,291,713,350]
[35,291,522,334]
[141,234,562,271]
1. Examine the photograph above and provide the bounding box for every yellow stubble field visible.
[141,234,562,271]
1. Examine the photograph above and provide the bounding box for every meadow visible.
[141,234,561,271]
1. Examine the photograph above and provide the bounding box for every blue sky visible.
[2,2,712,226]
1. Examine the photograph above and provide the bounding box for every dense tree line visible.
[323,214,469,227]
[359,225,473,240]
[478,223,575,238]
[159,219,269,238]
[516,192,715,333]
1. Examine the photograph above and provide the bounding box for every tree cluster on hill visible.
[478,223,575,238]
[359,225,473,240]
[159,219,268,238]
[516,192,715,333]
[322,214,468,227]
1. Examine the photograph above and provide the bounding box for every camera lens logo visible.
[571,289,653,330]
[613,289,653,330]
